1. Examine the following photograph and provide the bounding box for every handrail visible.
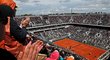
[27,22,110,31]
[98,49,110,60]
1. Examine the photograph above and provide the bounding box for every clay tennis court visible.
[54,38,106,60]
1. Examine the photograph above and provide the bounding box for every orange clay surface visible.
[54,38,106,60]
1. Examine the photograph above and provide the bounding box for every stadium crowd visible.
[38,29,67,41]
[32,25,110,50]
[18,13,110,50]
[14,13,110,50]
[66,25,110,50]
[15,13,110,26]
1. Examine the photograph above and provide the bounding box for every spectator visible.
[20,17,30,28]
[10,17,28,45]
[66,55,75,60]
[40,44,50,57]
[46,50,60,60]
[19,17,32,44]
[0,11,44,60]
[2,0,31,45]
[17,41,43,60]
[59,56,64,60]
[0,0,44,60]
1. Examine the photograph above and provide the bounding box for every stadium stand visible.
[14,12,110,60]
